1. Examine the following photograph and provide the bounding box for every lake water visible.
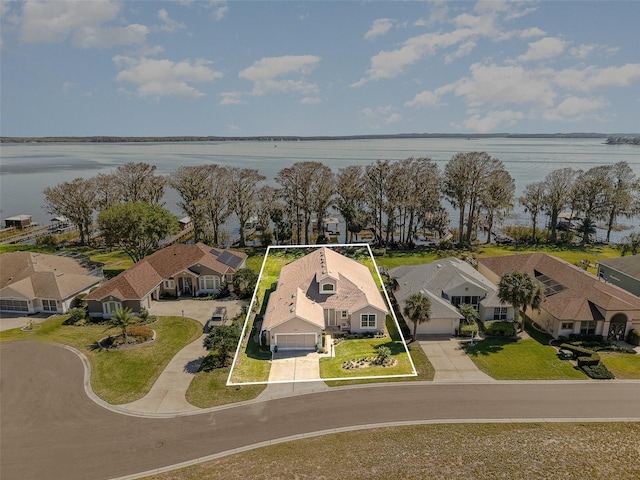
[1,137,639,241]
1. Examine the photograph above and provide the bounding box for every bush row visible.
[484,320,516,337]
[581,363,615,379]
[559,343,600,367]
[459,323,478,337]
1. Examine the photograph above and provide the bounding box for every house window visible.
[199,276,220,290]
[360,314,376,329]
[451,296,461,307]
[341,310,348,319]
[103,301,121,315]
[163,279,175,289]
[580,321,596,335]
[561,322,574,330]
[321,283,335,292]
[0,299,29,312]
[42,299,58,312]
[493,307,507,320]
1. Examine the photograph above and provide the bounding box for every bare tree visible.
[443,152,501,244]
[170,165,210,242]
[481,166,515,244]
[93,173,122,211]
[205,165,233,247]
[334,165,367,243]
[43,178,97,245]
[114,162,166,205]
[573,166,610,243]
[364,159,391,247]
[519,182,546,242]
[542,167,577,243]
[602,162,638,242]
[228,167,265,247]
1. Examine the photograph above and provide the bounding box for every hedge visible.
[581,363,615,379]
[559,343,600,367]
[627,329,640,346]
[484,320,516,337]
[459,323,478,337]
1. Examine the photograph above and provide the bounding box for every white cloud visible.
[239,55,321,96]
[20,0,148,48]
[405,90,441,108]
[553,63,640,92]
[300,96,321,104]
[518,27,545,38]
[113,56,223,98]
[386,113,402,123]
[445,40,477,63]
[462,109,524,133]
[543,96,608,121]
[364,18,395,40]
[209,1,228,21]
[570,44,595,59]
[517,37,567,62]
[220,91,245,105]
[158,8,186,33]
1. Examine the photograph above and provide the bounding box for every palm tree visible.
[403,292,432,342]
[458,304,479,325]
[578,218,597,245]
[497,271,545,333]
[621,232,640,256]
[107,307,137,343]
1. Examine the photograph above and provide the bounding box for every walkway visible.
[122,334,208,414]
[419,337,494,382]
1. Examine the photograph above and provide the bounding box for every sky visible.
[1,0,640,137]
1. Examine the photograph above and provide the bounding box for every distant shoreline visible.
[2,132,639,144]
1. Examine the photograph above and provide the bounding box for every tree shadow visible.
[184,356,206,374]
[463,337,518,357]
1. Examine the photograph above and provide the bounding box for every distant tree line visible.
[43,154,639,255]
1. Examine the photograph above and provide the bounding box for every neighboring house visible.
[390,257,513,336]
[478,253,640,341]
[0,251,102,314]
[261,247,388,350]
[597,255,640,297]
[4,214,33,229]
[85,243,247,318]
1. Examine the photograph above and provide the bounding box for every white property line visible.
[227,243,417,386]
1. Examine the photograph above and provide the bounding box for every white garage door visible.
[275,333,317,350]
[416,317,457,335]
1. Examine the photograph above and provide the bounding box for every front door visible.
[607,314,627,341]
[180,277,193,296]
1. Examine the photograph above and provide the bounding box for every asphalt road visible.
[2,342,640,480]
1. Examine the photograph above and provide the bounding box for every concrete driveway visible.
[268,350,322,382]
[419,336,494,382]
[148,297,245,325]
[0,312,53,332]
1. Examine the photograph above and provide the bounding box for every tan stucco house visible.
[478,253,640,340]
[0,251,102,314]
[261,247,389,350]
[391,257,513,336]
[86,243,246,318]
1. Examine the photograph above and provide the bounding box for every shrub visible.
[581,363,615,379]
[125,325,154,342]
[484,320,516,337]
[371,248,386,257]
[70,294,87,309]
[559,343,600,366]
[63,307,88,325]
[568,334,603,342]
[36,233,58,247]
[459,323,478,337]
[627,329,640,346]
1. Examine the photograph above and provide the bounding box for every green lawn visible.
[0,315,202,404]
[600,351,640,379]
[185,361,266,408]
[463,326,587,380]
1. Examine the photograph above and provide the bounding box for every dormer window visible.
[321,283,335,293]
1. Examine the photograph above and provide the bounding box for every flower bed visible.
[342,357,398,370]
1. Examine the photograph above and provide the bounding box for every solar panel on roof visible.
[217,250,243,269]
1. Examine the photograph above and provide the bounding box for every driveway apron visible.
[419,338,494,382]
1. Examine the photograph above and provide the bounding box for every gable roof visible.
[390,257,504,320]
[86,243,246,301]
[478,253,640,321]
[262,247,388,331]
[0,252,100,301]
[598,254,640,279]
